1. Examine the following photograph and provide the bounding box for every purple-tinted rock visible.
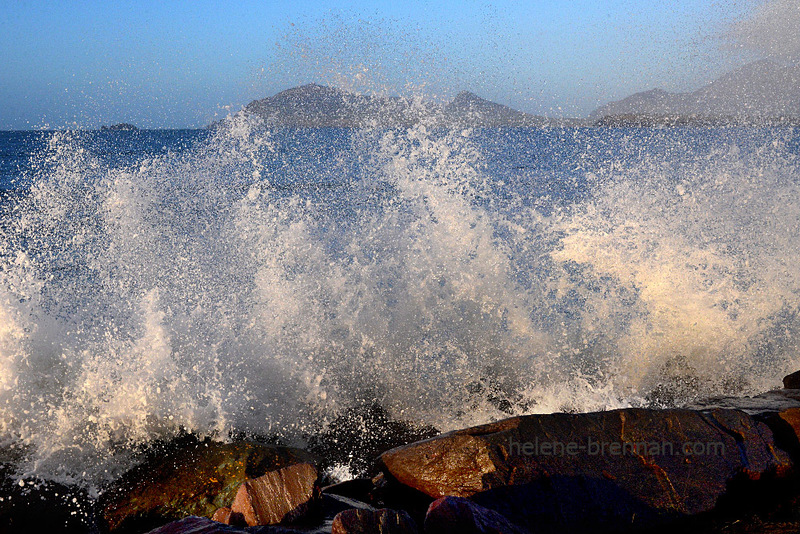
[145,516,245,533]
[144,516,305,533]
[424,497,526,534]
[331,508,419,534]
[231,463,320,526]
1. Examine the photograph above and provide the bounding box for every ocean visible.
[1,118,800,489]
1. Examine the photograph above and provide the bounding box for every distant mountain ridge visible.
[101,123,138,131]
[592,59,800,125]
[240,85,554,128]
[243,84,417,128]
[233,58,800,129]
[444,91,547,127]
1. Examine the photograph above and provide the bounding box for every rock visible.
[99,438,316,533]
[366,472,433,527]
[145,516,245,533]
[424,496,526,534]
[784,371,800,389]
[144,515,305,533]
[323,493,376,516]
[231,462,320,526]
[331,508,419,534]
[775,408,800,439]
[211,507,232,523]
[379,408,793,532]
[689,389,800,414]
[0,443,96,533]
[307,402,438,479]
[323,478,376,502]
[211,507,245,526]
[0,474,94,534]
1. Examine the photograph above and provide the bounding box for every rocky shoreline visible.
[8,375,800,533]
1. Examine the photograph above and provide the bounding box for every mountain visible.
[591,89,689,120]
[242,84,421,128]
[239,85,550,128]
[443,91,547,127]
[592,59,800,125]
[100,123,138,131]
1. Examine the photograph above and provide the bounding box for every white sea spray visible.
[0,118,798,489]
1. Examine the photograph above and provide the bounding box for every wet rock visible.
[785,371,800,389]
[366,472,433,527]
[211,507,232,523]
[211,507,246,526]
[689,389,800,414]
[331,508,419,534]
[99,438,316,533]
[379,408,792,532]
[145,515,245,533]
[424,496,526,534]
[144,515,305,533]
[0,444,98,533]
[307,402,438,479]
[231,462,320,526]
[774,408,800,443]
[323,493,376,516]
[322,478,375,502]
[0,474,94,534]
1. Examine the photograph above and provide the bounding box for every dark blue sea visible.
[1,121,799,486]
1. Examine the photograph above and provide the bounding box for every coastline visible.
[6,373,800,533]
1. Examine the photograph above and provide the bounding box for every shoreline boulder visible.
[331,508,418,534]
[425,496,526,534]
[380,408,793,532]
[231,462,320,526]
[99,439,316,533]
[784,371,800,390]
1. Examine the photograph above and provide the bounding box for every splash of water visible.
[551,131,800,404]
[1,117,799,487]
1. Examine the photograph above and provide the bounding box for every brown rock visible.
[306,402,438,478]
[99,439,316,533]
[776,407,800,437]
[759,407,800,462]
[379,408,792,532]
[784,371,800,389]
[211,507,232,524]
[331,508,419,534]
[424,496,526,534]
[210,507,246,526]
[231,462,320,526]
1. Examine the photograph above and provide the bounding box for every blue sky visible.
[0,0,768,129]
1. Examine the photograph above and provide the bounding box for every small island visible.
[100,123,138,131]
